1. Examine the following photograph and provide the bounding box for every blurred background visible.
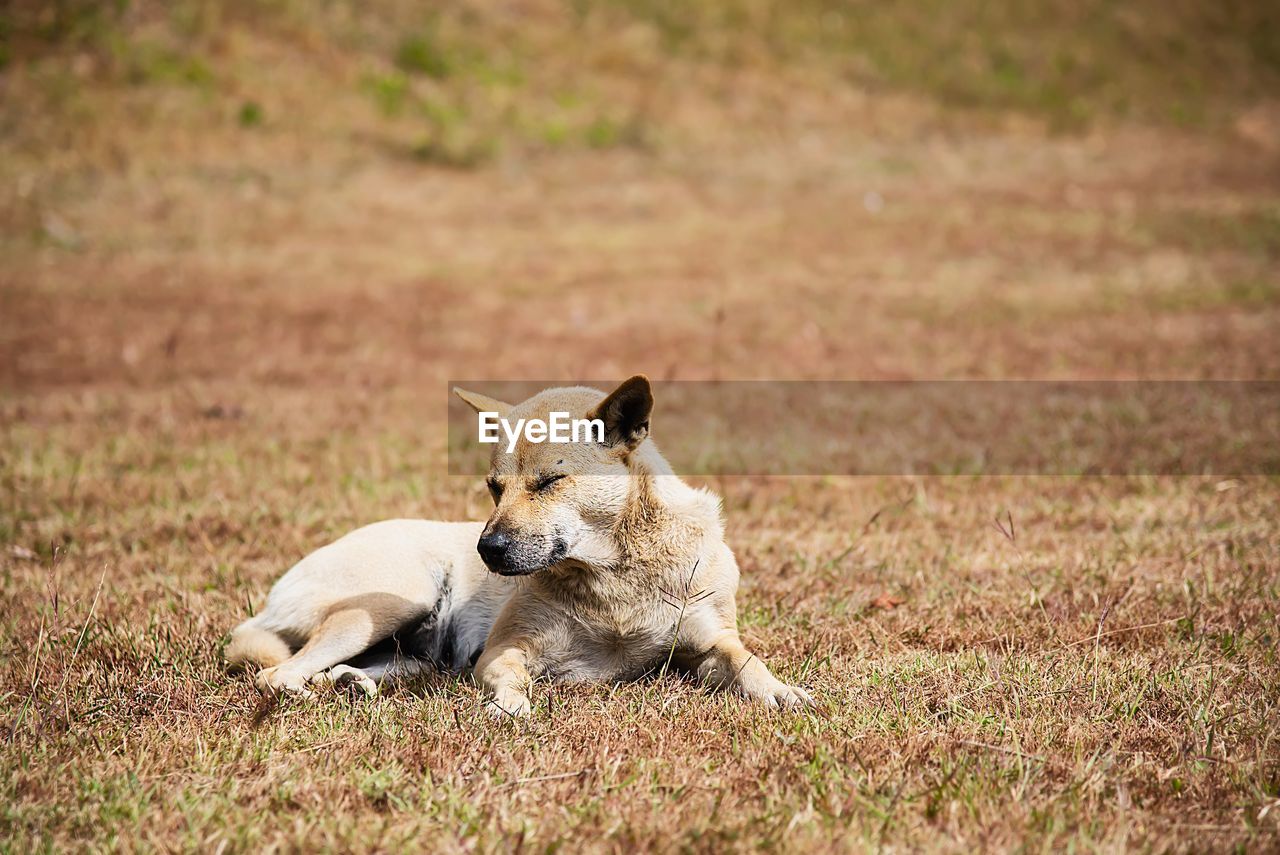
[3,0,1279,399]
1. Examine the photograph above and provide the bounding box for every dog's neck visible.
[626,446,722,537]
[537,442,722,605]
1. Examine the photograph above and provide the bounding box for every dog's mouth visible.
[483,537,568,577]
[488,563,542,577]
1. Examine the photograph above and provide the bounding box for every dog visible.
[225,376,813,715]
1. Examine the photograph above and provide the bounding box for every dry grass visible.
[2,2,1280,851]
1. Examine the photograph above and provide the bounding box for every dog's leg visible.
[312,652,433,697]
[692,631,813,710]
[255,609,392,697]
[309,663,379,697]
[475,644,535,717]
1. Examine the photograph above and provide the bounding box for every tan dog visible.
[226,376,812,715]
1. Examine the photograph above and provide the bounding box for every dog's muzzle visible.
[476,532,568,576]
[477,530,513,571]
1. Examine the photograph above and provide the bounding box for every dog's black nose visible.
[477,531,511,568]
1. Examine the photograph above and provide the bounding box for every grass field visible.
[3,1,1280,851]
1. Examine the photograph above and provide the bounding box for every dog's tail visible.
[225,617,291,671]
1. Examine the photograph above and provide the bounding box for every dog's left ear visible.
[591,375,653,450]
[453,387,512,418]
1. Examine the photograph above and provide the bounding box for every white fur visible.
[227,520,517,694]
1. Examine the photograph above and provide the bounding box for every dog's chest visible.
[552,609,674,681]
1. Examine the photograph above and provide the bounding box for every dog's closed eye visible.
[531,474,566,493]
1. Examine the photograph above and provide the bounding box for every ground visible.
[2,2,1279,851]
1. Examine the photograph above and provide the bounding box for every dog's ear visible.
[453,387,513,418]
[591,375,653,450]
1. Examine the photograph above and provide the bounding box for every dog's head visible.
[453,376,654,576]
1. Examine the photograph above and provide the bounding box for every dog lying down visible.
[225,376,813,716]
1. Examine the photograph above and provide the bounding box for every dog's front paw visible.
[485,691,531,719]
[744,679,814,711]
[254,666,314,699]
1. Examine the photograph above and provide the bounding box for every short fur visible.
[227,377,813,714]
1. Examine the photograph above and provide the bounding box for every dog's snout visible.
[477,531,511,568]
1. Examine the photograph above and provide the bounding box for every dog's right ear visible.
[591,375,653,450]
[453,387,512,418]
